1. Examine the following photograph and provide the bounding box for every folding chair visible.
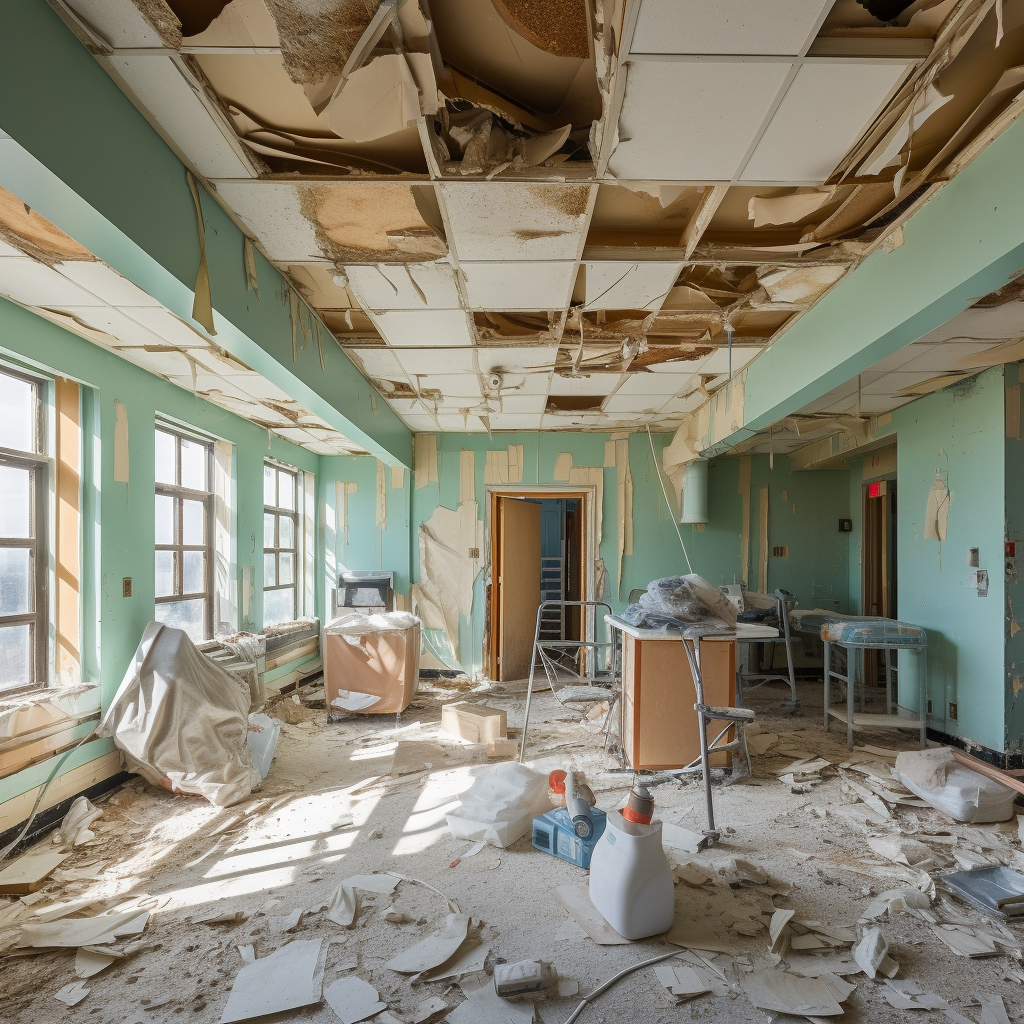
[519,600,619,762]
[679,626,755,844]
[736,588,798,706]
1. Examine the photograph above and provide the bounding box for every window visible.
[0,369,47,691]
[155,425,214,642]
[264,462,298,627]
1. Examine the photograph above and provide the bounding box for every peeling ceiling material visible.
[0,185,96,266]
[68,0,1024,435]
[297,183,446,263]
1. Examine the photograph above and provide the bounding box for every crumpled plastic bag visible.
[98,622,261,807]
[622,574,738,632]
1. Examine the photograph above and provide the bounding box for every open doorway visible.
[862,477,897,686]
[487,488,591,682]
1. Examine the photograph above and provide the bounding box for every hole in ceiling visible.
[545,395,604,413]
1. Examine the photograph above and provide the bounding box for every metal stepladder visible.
[736,588,799,708]
[678,625,755,843]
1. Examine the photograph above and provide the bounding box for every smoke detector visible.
[486,371,503,391]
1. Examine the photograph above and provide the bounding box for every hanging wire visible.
[646,426,693,574]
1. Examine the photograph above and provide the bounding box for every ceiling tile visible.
[346,348,409,378]
[493,372,553,396]
[602,394,667,414]
[584,261,682,310]
[741,61,912,182]
[396,413,441,431]
[608,61,791,180]
[659,392,708,415]
[461,262,577,310]
[413,374,483,399]
[630,0,834,56]
[64,0,169,46]
[346,262,462,310]
[495,394,547,413]
[614,372,691,396]
[549,373,622,396]
[0,258,107,308]
[214,182,325,263]
[367,309,475,348]
[396,348,479,375]
[121,307,215,348]
[440,183,593,262]
[699,347,762,374]
[486,413,545,430]
[475,346,560,374]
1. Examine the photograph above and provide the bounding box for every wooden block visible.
[441,702,507,745]
[0,851,68,895]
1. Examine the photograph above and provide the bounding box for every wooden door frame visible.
[485,485,596,681]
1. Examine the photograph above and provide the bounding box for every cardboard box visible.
[324,621,420,716]
[441,702,507,745]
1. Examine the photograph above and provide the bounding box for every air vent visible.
[772,546,788,558]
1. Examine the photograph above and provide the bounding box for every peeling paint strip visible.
[113,400,129,484]
[289,289,299,364]
[604,441,616,468]
[615,439,633,598]
[315,319,326,373]
[484,450,509,484]
[459,450,474,504]
[415,434,438,489]
[569,467,603,550]
[392,466,405,490]
[243,237,259,298]
[758,485,769,595]
[376,460,387,529]
[738,455,751,586]
[185,172,215,335]
[507,444,524,484]
[554,452,572,482]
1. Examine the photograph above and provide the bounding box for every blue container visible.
[531,806,607,869]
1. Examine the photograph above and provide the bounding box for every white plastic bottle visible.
[588,809,675,940]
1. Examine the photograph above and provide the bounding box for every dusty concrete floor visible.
[2,677,1024,1024]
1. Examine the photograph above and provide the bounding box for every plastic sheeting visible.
[896,747,1016,823]
[98,622,261,807]
[446,762,551,848]
[621,574,739,632]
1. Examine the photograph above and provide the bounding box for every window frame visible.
[263,460,299,627]
[154,424,215,642]
[0,366,49,691]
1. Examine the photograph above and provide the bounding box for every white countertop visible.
[605,614,779,642]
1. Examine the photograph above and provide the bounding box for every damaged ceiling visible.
[0,185,367,457]
[47,0,1024,433]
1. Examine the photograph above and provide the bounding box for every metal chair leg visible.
[823,641,831,732]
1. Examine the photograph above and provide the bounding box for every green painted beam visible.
[0,0,411,468]
[704,112,1024,454]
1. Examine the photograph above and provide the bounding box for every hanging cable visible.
[646,425,693,574]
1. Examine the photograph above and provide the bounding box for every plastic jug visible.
[588,809,674,940]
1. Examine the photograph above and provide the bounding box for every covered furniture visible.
[822,618,928,748]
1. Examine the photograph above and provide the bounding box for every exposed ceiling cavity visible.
[46,0,1024,434]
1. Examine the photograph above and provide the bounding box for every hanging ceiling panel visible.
[460,262,577,311]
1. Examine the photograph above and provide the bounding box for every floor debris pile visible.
[3,679,1024,1022]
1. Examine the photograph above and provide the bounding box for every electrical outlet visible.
[122,577,133,598]
[772,545,789,558]
[468,547,480,559]
[949,702,958,721]
[927,699,933,715]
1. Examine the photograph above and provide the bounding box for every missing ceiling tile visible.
[546,395,604,413]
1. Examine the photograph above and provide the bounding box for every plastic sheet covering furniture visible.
[324,612,421,720]
[735,589,797,706]
[198,632,266,705]
[519,601,618,762]
[98,622,262,807]
[822,618,928,748]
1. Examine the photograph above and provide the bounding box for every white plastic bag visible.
[247,713,282,780]
[896,747,1015,823]
[446,762,551,848]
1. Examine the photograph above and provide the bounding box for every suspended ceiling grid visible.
[47,0,1024,435]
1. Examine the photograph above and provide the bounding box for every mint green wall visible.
[0,0,410,466]
[319,456,413,620]
[0,297,321,805]
[687,455,852,613]
[1004,364,1024,758]
[405,432,686,677]
[892,367,1006,751]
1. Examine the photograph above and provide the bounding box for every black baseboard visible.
[418,669,464,679]
[925,728,1022,770]
[0,771,130,855]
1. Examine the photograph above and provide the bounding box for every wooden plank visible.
[681,185,728,259]
[950,748,1024,798]
[0,850,68,895]
[497,498,541,681]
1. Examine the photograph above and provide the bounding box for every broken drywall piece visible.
[604,441,615,468]
[185,172,215,335]
[415,434,438,489]
[459,450,474,504]
[554,452,572,482]
[924,471,950,541]
[376,460,387,530]
[979,994,1012,1024]
[219,938,324,1023]
[484,449,510,484]
[326,885,358,927]
[852,927,890,978]
[385,913,470,972]
[740,970,843,1017]
[748,190,833,228]
[770,909,796,954]
[339,874,401,895]
[447,973,535,1024]
[422,939,489,981]
[75,948,118,979]
[554,884,630,945]
[410,996,449,1022]
[18,908,150,949]
[243,236,259,297]
[113,400,129,484]
[615,439,633,599]
[392,466,405,490]
[662,822,708,855]
[325,54,420,143]
[58,795,103,847]
[0,850,68,895]
[653,963,710,1001]
[323,976,386,1024]
[55,981,90,1006]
